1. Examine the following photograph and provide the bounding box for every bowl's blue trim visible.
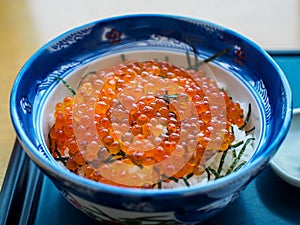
[10,14,293,200]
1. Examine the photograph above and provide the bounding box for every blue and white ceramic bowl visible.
[10,14,292,224]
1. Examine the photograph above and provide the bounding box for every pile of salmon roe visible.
[48,60,245,188]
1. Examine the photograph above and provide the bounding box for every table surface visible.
[1,0,300,189]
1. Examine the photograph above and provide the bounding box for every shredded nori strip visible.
[245,126,256,135]
[183,178,190,187]
[206,167,218,178]
[157,182,162,189]
[115,150,126,158]
[196,48,230,68]
[184,40,229,71]
[48,132,69,165]
[168,176,179,183]
[157,91,178,104]
[121,54,126,62]
[231,141,244,148]
[205,168,211,181]
[55,76,76,96]
[233,161,247,172]
[186,173,194,180]
[54,148,69,166]
[226,137,255,175]
[239,103,251,130]
[181,173,193,187]
[76,71,97,90]
[231,147,237,158]
[185,50,193,69]
[103,155,117,164]
[229,141,244,159]
[217,150,229,177]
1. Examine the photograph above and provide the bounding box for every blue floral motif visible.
[175,195,234,224]
[122,202,154,212]
[105,28,122,45]
[60,188,69,198]
[233,45,246,66]
[199,23,225,40]
[280,83,287,119]
[50,26,94,51]
[179,18,225,41]
[254,79,272,124]
[62,191,179,224]
[36,74,58,93]
[37,144,51,160]
[20,96,32,113]
[36,62,80,93]
[145,34,192,52]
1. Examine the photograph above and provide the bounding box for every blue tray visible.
[1,53,300,225]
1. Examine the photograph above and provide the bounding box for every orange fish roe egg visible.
[48,60,246,188]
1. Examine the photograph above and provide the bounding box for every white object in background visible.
[271,108,300,188]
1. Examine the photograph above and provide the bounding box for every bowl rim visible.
[10,13,293,197]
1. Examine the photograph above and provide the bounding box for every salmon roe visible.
[48,60,245,188]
